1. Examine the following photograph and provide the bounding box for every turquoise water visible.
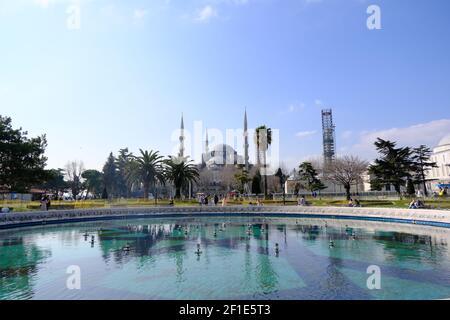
[1,216,450,300]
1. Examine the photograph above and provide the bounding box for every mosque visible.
[426,135,450,192]
[177,110,252,194]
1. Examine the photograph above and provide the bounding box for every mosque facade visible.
[426,135,450,192]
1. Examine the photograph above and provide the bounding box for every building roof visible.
[438,134,450,147]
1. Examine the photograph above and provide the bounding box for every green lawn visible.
[2,197,450,212]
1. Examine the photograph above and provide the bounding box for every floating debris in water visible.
[195,244,202,255]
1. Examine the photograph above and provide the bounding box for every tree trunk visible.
[175,186,181,199]
[395,184,402,200]
[143,182,149,200]
[263,152,268,199]
[345,185,351,201]
[422,170,428,197]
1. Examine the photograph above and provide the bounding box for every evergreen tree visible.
[411,145,437,197]
[39,168,68,196]
[102,152,118,198]
[115,148,133,197]
[82,170,104,198]
[298,162,326,193]
[0,115,49,192]
[101,187,108,200]
[406,178,416,197]
[368,138,414,198]
[251,171,262,195]
[274,168,289,205]
[234,168,251,194]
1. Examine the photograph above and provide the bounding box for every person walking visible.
[40,196,47,211]
[214,194,219,206]
[45,196,51,211]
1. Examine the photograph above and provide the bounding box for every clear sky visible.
[1,0,450,171]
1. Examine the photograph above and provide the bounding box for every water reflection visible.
[1,217,450,300]
[0,237,51,300]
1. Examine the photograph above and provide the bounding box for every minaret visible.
[244,108,249,171]
[178,113,185,158]
[203,128,209,166]
[205,128,209,155]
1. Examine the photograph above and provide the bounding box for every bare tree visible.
[198,168,214,192]
[325,156,368,200]
[65,160,85,199]
[220,165,238,192]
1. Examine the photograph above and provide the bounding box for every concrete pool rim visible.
[1,206,450,230]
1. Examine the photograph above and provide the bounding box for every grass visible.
[2,197,450,212]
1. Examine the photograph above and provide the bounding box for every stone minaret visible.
[203,128,209,166]
[178,113,185,158]
[244,109,249,171]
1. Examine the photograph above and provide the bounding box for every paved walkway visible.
[1,205,450,229]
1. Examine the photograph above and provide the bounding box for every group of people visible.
[198,194,221,206]
[409,199,425,209]
[40,195,51,211]
[348,198,361,207]
[248,199,264,207]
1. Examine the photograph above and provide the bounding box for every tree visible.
[234,168,251,194]
[274,168,289,205]
[0,115,48,192]
[165,157,199,199]
[368,138,413,198]
[406,178,416,197]
[411,145,437,197]
[251,171,262,195]
[298,162,326,194]
[102,153,117,199]
[65,160,85,199]
[101,187,108,200]
[39,168,68,197]
[126,150,165,201]
[220,165,238,192]
[82,170,103,198]
[326,156,368,200]
[197,168,214,192]
[115,148,133,197]
[254,125,272,199]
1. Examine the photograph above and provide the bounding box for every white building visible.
[426,135,450,191]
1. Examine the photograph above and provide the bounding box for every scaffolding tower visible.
[322,109,336,166]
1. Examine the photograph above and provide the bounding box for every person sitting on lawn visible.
[298,196,306,206]
[409,199,417,209]
[348,198,355,207]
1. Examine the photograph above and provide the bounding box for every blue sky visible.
[1,0,450,170]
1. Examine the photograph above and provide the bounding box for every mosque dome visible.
[438,135,450,146]
[206,144,238,167]
[434,134,450,153]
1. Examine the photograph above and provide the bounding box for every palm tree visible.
[125,149,165,201]
[165,156,199,199]
[254,125,272,199]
